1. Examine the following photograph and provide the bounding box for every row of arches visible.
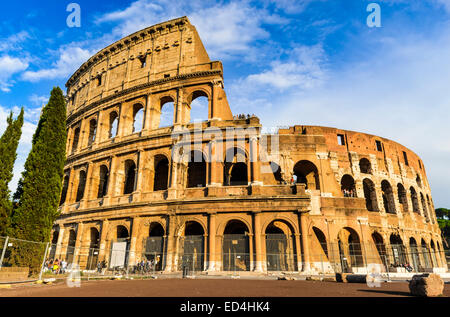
[69,93,210,154]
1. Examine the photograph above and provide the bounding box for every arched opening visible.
[144,222,165,271]
[189,92,209,123]
[265,221,297,271]
[180,221,205,272]
[416,174,422,188]
[86,228,100,270]
[341,174,356,197]
[117,225,129,240]
[426,195,434,224]
[421,239,432,269]
[110,225,130,269]
[159,96,175,128]
[75,170,87,202]
[410,187,420,214]
[65,230,77,263]
[409,237,420,271]
[97,165,109,198]
[270,162,283,184]
[371,232,386,263]
[123,160,136,195]
[312,227,329,261]
[359,158,372,174]
[88,119,97,146]
[363,178,378,211]
[59,175,69,205]
[71,127,80,154]
[132,104,144,133]
[222,220,250,271]
[224,147,248,186]
[430,240,438,267]
[154,155,169,191]
[389,234,407,267]
[381,180,396,214]
[49,230,59,260]
[293,160,320,190]
[109,112,119,138]
[337,227,364,272]
[187,150,206,188]
[420,193,430,222]
[397,183,408,212]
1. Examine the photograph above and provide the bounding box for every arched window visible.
[359,158,372,174]
[337,227,364,269]
[145,223,165,270]
[416,174,422,188]
[410,187,420,214]
[109,112,119,138]
[420,193,430,222]
[223,220,250,271]
[154,155,169,191]
[224,147,248,186]
[75,170,87,202]
[409,237,420,271]
[265,220,297,271]
[371,232,386,261]
[159,96,175,128]
[426,195,434,224]
[132,104,144,133]
[117,225,129,240]
[397,183,408,212]
[390,234,407,266]
[363,178,378,211]
[123,160,136,195]
[293,160,320,190]
[66,230,77,263]
[189,91,209,123]
[71,127,80,154]
[86,227,100,270]
[60,175,69,205]
[97,165,109,198]
[381,180,396,214]
[180,221,205,271]
[341,174,356,197]
[421,239,432,269]
[187,151,206,188]
[88,119,97,146]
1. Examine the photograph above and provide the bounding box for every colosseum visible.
[51,17,447,275]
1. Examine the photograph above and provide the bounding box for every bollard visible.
[0,236,10,269]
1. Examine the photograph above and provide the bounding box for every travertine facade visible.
[52,17,446,274]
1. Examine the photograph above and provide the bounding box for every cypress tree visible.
[11,87,67,242]
[0,108,24,236]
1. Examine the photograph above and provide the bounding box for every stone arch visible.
[123,159,136,195]
[97,165,109,198]
[293,160,320,190]
[60,174,70,205]
[154,154,169,191]
[116,225,130,240]
[65,229,77,263]
[410,187,420,214]
[188,90,209,123]
[359,158,372,174]
[88,118,97,146]
[222,219,251,271]
[341,174,356,197]
[224,147,248,186]
[71,126,80,154]
[179,220,205,272]
[426,195,434,224]
[381,180,396,214]
[144,221,166,271]
[371,231,386,263]
[109,111,119,138]
[397,183,408,212]
[265,220,297,271]
[429,240,438,267]
[149,222,165,236]
[421,238,432,269]
[363,178,378,211]
[132,103,144,133]
[420,192,430,222]
[75,169,87,202]
[187,150,207,188]
[159,96,175,128]
[409,237,421,271]
[416,174,422,188]
[337,227,364,270]
[85,227,100,269]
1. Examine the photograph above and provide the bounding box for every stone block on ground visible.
[409,273,444,297]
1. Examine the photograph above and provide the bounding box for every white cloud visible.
[245,44,327,90]
[0,55,29,92]
[22,46,91,82]
[0,31,30,52]
[96,0,276,59]
[29,94,48,106]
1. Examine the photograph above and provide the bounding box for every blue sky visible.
[1,0,450,207]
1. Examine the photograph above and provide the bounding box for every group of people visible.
[96,260,108,274]
[44,258,67,274]
[133,257,159,274]
[233,114,256,120]
[342,188,356,197]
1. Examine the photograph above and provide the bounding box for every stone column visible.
[300,212,311,272]
[250,136,262,185]
[54,227,66,260]
[294,233,302,272]
[73,223,85,266]
[128,217,143,266]
[253,211,264,272]
[164,213,177,272]
[98,220,110,264]
[208,212,217,271]
[208,139,222,186]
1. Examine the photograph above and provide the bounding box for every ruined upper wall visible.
[65,16,214,115]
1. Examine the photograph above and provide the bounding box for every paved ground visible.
[0,278,449,297]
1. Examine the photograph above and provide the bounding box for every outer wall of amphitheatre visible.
[51,17,447,274]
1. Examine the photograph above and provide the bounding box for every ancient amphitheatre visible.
[50,16,447,275]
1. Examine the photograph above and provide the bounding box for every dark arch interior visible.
[90,228,100,248]
[341,174,356,197]
[98,165,109,198]
[76,170,87,202]
[117,225,129,239]
[293,160,320,190]
[109,112,118,138]
[88,119,97,145]
[72,127,80,153]
[154,156,169,191]
[363,178,378,211]
[359,158,371,174]
[187,151,206,188]
[224,220,249,235]
[265,223,284,234]
[124,160,136,195]
[184,221,204,236]
[149,222,165,236]
[381,180,396,214]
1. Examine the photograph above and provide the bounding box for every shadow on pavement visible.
[358,289,413,297]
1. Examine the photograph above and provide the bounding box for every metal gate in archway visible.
[178,235,204,272]
[222,234,250,271]
[265,234,296,271]
[143,236,166,271]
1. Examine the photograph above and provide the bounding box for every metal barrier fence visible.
[0,236,449,282]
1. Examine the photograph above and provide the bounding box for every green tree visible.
[0,108,24,236]
[9,88,67,275]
